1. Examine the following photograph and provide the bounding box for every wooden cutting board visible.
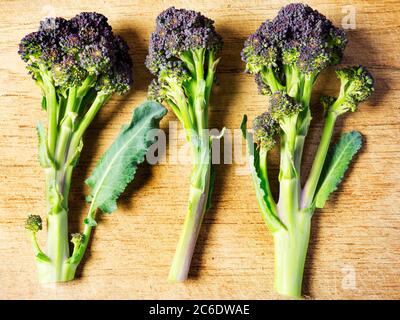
[0,0,399,299]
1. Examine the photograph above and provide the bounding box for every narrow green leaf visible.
[41,96,47,110]
[36,122,53,168]
[85,101,167,214]
[240,115,284,232]
[314,131,363,208]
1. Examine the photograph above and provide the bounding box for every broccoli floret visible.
[252,112,278,151]
[146,7,223,282]
[19,12,132,283]
[19,12,132,95]
[25,215,43,233]
[71,233,85,247]
[242,4,374,299]
[269,91,303,120]
[242,3,347,99]
[146,7,222,109]
[329,66,375,114]
[70,233,85,258]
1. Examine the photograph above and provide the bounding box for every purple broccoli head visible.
[242,3,347,77]
[145,7,223,77]
[18,12,132,95]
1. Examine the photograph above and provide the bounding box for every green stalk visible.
[301,111,337,208]
[284,65,303,99]
[277,138,298,227]
[275,154,309,299]
[40,65,58,157]
[193,48,207,132]
[34,87,109,283]
[204,50,216,106]
[261,68,285,92]
[273,211,311,299]
[62,207,95,277]
[68,92,110,154]
[34,69,72,282]
[274,116,311,298]
[168,50,214,280]
[35,168,70,283]
[168,145,211,282]
[54,87,78,168]
[40,127,75,283]
[45,90,58,156]
[49,92,111,281]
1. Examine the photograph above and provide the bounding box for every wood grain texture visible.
[0,0,399,299]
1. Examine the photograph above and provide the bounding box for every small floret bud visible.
[25,215,43,233]
[252,112,278,151]
[269,91,303,120]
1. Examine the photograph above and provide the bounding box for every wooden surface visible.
[0,0,399,300]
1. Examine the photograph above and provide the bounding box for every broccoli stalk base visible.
[36,168,73,283]
[168,151,211,282]
[163,47,220,281]
[273,212,311,299]
[274,135,312,299]
[256,67,317,298]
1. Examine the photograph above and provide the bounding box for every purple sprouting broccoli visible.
[19,12,132,283]
[240,4,374,298]
[145,7,223,282]
[242,2,347,102]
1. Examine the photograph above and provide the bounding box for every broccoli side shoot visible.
[146,7,223,282]
[19,12,132,283]
[241,3,374,299]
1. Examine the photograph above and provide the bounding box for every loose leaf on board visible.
[85,101,167,214]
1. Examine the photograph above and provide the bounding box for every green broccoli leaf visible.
[314,131,362,208]
[85,101,167,214]
[241,115,284,232]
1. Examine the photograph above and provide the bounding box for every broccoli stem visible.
[301,111,337,208]
[275,143,311,299]
[36,167,70,283]
[40,66,58,157]
[38,117,77,282]
[261,68,285,93]
[272,72,318,297]
[273,211,311,299]
[270,73,321,296]
[62,210,95,277]
[167,47,220,281]
[34,89,110,283]
[168,145,211,282]
[69,92,111,149]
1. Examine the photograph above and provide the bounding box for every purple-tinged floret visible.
[269,91,303,120]
[25,214,43,233]
[70,12,112,43]
[156,7,214,31]
[255,73,272,95]
[18,12,132,95]
[252,112,278,151]
[146,6,223,79]
[242,3,347,76]
[329,65,374,114]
